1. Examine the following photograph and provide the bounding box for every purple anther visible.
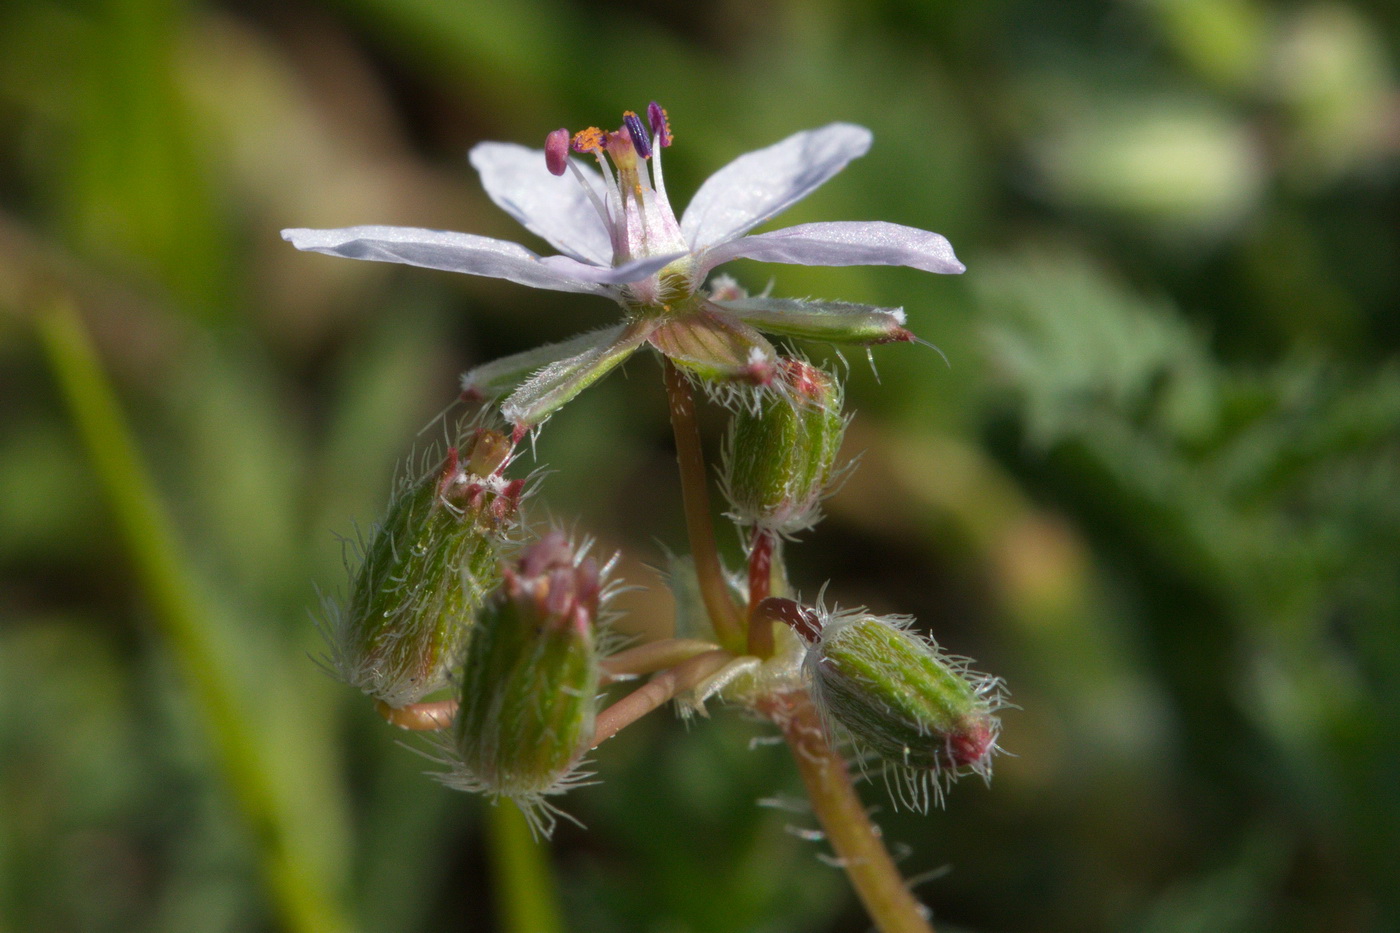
[623,111,652,159]
[545,128,570,176]
[647,102,673,147]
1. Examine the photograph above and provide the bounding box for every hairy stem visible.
[663,360,745,651]
[376,699,458,731]
[747,528,776,657]
[591,649,733,748]
[602,638,723,680]
[768,691,935,933]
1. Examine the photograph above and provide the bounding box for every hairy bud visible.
[723,360,845,534]
[805,610,1001,808]
[326,431,524,708]
[442,532,602,834]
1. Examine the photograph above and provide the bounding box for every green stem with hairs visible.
[768,692,936,933]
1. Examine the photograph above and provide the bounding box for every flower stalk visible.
[376,699,458,731]
[747,529,777,657]
[664,359,746,652]
[767,691,936,933]
[592,649,734,748]
[601,638,724,680]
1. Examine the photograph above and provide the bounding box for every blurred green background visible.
[2,0,1398,931]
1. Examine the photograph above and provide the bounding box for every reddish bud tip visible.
[743,354,777,386]
[520,530,573,577]
[436,448,462,496]
[492,479,527,521]
[545,128,570,176]
[948,716,996,769]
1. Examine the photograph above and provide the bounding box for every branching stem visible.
[591,649,733,748]
[661,357,936,933]
[602,638,723,680]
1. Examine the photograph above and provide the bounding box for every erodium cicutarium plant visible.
[285,103,1006,933]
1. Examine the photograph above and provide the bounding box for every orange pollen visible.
[655,107,673,146]
[571,127,607,154]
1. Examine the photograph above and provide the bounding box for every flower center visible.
[546,102,693,309]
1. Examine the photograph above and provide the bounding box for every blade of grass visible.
[36,299,353,933]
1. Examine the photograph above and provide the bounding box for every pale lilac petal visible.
[500,320,656,427]
[540,251,686,285]
[680,124,873,252]
[712,296,913,344]
[469,142,613,265]
[699,221,965,277]
[281,226,678,293]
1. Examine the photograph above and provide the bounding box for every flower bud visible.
[327,432,524,708]
[805,611,1001,805]
[723,360,845,534]
[443,532,602,832]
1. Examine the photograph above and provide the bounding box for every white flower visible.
[283,103,964,428]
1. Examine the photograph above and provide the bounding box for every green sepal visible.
[713,295,913,345]
[444,533,603,827]
[808,614,997,774]
[724,361,845,533]
[452,595,598,798]
[500,320,655,428]
[334,443,521,707]
[462,324,630,401]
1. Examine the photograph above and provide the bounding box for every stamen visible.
[566,159,612,229]
[623,110,652,159]
[570,127,606,155]
[545,128,570,176]
[648,108,673,207]
[647,102,673,147]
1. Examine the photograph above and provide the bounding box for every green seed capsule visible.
[724,360,845,533]
[328,432,524,708]
[446,533,601,833]
[806,612,1000,790]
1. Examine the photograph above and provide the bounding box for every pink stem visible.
[376,699,458,731]
[747,528,776,657]
[591,650,732,748]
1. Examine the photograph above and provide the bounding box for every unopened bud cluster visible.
[326,429,524,708]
